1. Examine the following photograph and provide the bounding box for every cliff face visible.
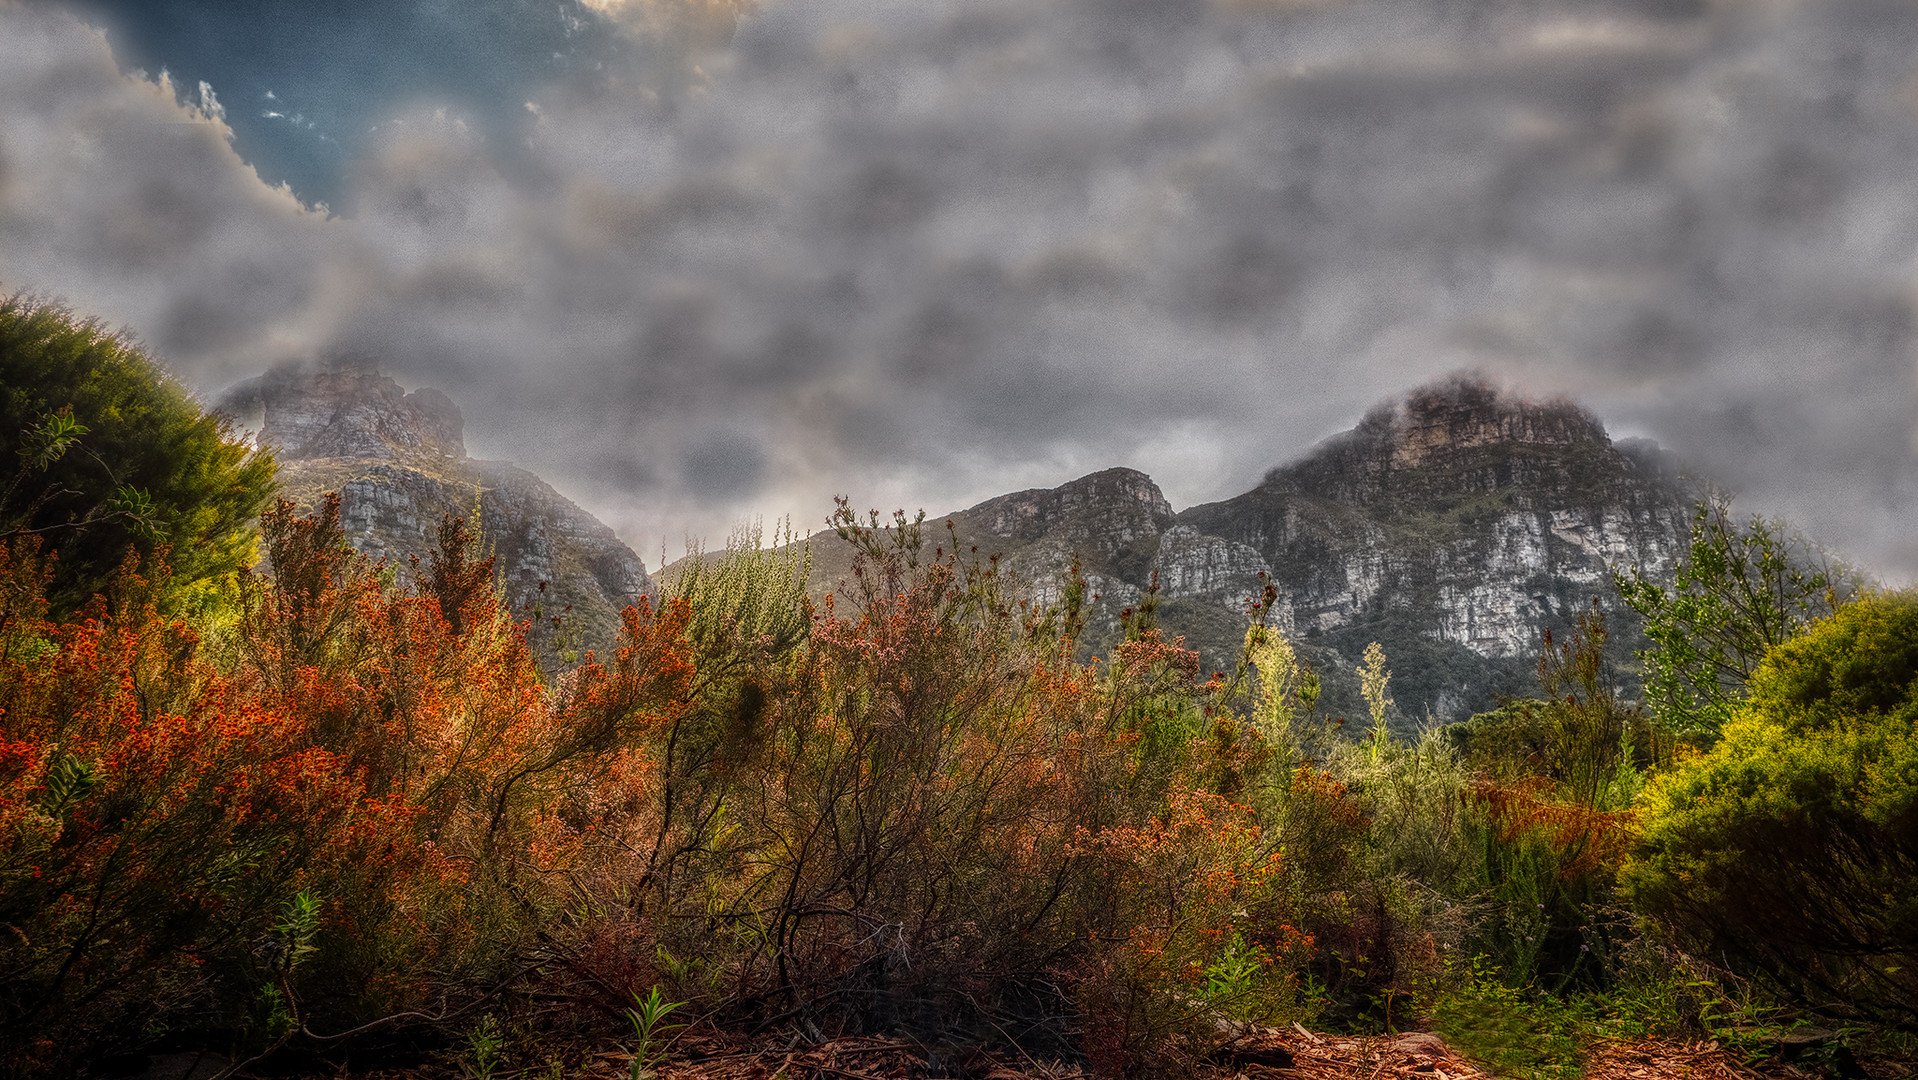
[794,375,1691,723]
[242,370,652,666]
[1180,375,1693,718]
[956,468,1283,643]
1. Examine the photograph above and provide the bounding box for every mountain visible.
[244,368,1691,717]
[789,465,1276,643]
[1180,374,1693,720]
[789,374,1695,725]
[224,368,653,666]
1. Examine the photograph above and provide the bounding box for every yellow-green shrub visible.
[1622,593,1918,1024]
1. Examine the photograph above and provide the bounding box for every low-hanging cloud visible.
[4,0,1918,579]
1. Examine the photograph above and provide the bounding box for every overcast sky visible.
[3,0,1918,580]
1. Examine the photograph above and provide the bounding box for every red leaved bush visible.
[1466,776,1638,883]
[0,537,430,1074]
[0,499,701,1076]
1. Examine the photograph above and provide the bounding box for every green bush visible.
[1429,956,1589,1080]
[1622,592,1918,1024]
[1248,614,1657,1029]
[0,296,276,614]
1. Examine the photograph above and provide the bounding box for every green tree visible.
[1615,495,1854,739]
[0,296,276,613]
[1622,592,1918,1023]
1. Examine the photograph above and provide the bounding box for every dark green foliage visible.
[1623,592,1918,1023]
[1430,960,1590,1080]
[0,296,276,613]
[1444,700,1545,765]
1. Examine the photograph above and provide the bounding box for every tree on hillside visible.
[1615,495,1857,738]
[0,295,276,612]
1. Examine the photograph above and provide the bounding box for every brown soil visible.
[330,1025,1916,1080]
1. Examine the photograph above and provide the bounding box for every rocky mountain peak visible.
[966,467,1175,543]
[1176,373,1695,720]
[243,368,466,462]
[1264,373,1632,509]
[240,368,651,670]
[954,467,1179,591]
[1363,374,1608,470]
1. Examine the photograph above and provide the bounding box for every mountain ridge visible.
[236,367,1695,718]
[734,373,1696,724]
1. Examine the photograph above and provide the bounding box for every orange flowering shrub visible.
[0,541,429,1073]
[2,497,1323,1075]
[1071,789,1312,1075]
[0,497,705,1075]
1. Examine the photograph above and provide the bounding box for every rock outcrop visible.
[794,374,1692,723]
[246,369,466,462]
[1179,374,1693,719]
[961,468,1285,641]
[231,369,652,667]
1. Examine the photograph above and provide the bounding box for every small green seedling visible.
[623,986,686,1080]
[466,1013,504,1080]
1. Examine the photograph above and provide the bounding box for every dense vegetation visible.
[2,306,1913,1077]
[0,296,277,615]
[1624,594,1918,1025]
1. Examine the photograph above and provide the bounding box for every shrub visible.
[1,494,1319,1075]
[0,296,276,615]
[1616,496,1856,739]
[0,541,430,1075]
[1428,956,1589,1080]
[0,494,703,1075]
[602,509,1312,1074]
[1266,611,1658,1031]
[1622,592,1918,1024]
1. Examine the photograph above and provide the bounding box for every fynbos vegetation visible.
[3,306,1913,1077]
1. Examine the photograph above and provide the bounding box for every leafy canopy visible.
[0,295,276,612]
[1615,495,1855,739]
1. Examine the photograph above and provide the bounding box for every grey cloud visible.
[5,0,1918,578]
[681,430,768,503]
[0,8,346,388]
